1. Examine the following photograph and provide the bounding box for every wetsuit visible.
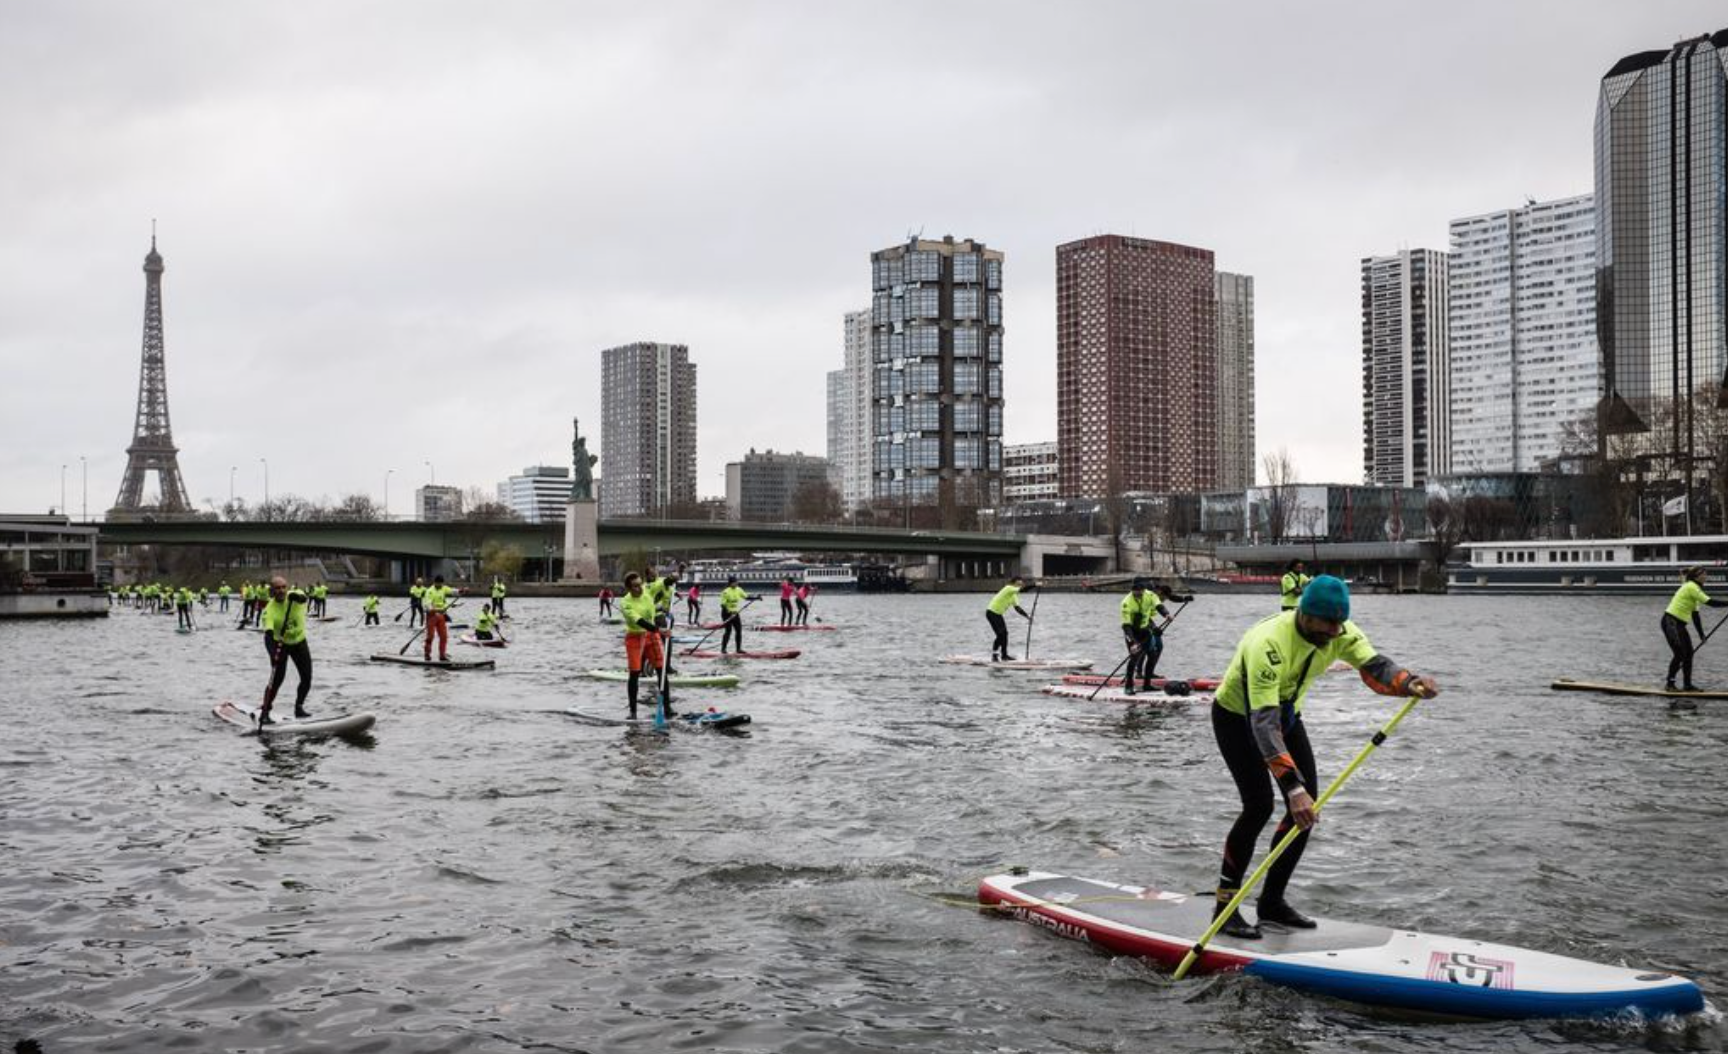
[1663,580,1728,690]
[599,589,615,617]
[986,584,1024,661]
[260,588,312,720]
[719,585,749,654]
[474,609,500,641]
[1212,612,1420,916]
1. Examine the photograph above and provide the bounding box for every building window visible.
[909,326,939,356]
[988,405,1002,435]
[955,362,980,395]
[910,400,940,431]
[908,287,939,319]
[988,332,1002,362]
[954,287,979,320]
[954,327,979,357]
[955,438,983,468]
[987,367,1002,398]
[986,293,1002,325]
[953,253,979,283]
[909,251,941,282]
[985,258,1002,290]
[953,401,980,432]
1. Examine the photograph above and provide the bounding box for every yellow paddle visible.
[1171,691,1428,981]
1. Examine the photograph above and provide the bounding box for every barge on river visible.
[1447,534,1728,595]
[0,515,108,618]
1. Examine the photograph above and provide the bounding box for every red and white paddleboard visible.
[941,655,1094,671]
[1041,684,1214,705]
[457,635,507,648]
[679,649,801,660]
[752,624,838,632]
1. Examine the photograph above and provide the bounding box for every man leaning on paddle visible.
[1207,575,1439,939]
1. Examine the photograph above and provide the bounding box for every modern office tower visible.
[416,485,464,522]
[869,236,1004,526]
[1215,272,1257,489]
[599,342,697,518]
[724,449,832,521]
[1003,441,1059,502]
[1596,31,1728,477]
[495,465,573,523]
[1361,249,1450,487]
[1448,196,1598,473]
[1056,235,1217,498]
[826,308,873,511]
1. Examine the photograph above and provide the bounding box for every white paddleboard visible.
[980,870,1702,1019]
[1041,684,1214,705]
[564,705,750,730]
[213,701,376,737]
[941,655,1094,671]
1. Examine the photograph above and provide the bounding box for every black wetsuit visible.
[1212,703,1317,906]
[263,635,313,714]
[987,611,1011,660]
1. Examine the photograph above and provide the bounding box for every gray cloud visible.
[3,0,1719,514]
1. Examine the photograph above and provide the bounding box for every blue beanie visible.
[1297,574,1350,622]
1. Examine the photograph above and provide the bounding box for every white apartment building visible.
[826,308,873,511]
[1003,441,1059,501]
[1362,249,1449,488]
[496,464,573,524]
[1448,195,1598,473]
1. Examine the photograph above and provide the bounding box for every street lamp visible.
[425,460,435,485]
[259,458,269,511]
[385,469,394,521]
[79,456,87,521]
[60,464,66,517]
[229,466,237,508]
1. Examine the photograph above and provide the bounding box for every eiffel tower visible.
[110,232,194,520]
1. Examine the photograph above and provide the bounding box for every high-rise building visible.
[1448,195,1598,473]
[1361,249,1449,487]
[496,465,573,523]
[1003,441,1059,502]
[599,342,697,518]
[1596,31,1728,478]
[826,308,873,512]
[869,236,1004,525]
[416,484,464,522]
[1057,235,1217,498]
[1215,272,1257,489]
[724,449,832,522]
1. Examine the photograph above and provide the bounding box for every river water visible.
[2,592,1726,1053]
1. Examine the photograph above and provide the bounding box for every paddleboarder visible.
[174,585,195,630]
[258,576,313,723]
[363,594,381,626]
[986,575,1032,662]
[423,575,454,662]
[779,577,796,625]
[408,577,427,628]
[311,582,329,618]
[647,569,679,627]
[1209,575,1439,939]
[718,575,756,654]
[474,603,507,644]
[620,572,671,719]
[1663,566,1728,693]
[795,582,816,625]
[1119,577,1172,695]
[598,586,615,618]
[685,582,702,624]
[1279,559,1310,612]
[491,577,508,618]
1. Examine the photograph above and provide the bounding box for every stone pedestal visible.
[561,498,600,581]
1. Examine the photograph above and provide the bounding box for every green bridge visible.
[98,517,1028,569]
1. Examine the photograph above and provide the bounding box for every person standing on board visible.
[598,586,615,618]
[258,576,313,724]
[1119,577,1171,695]
[647,569,679,627]
[423,575,454,662]
[985,575,1032,662]
[408,577,427,628]
[491,577,508,618]
[685,582,702,625]
[218,581,231,613]
[795,582,816,625]
[718,575,755,654]
[779,577,797,625]
[174,585,195,630]
[620,571,671,719]
[1663,566,1728,693]
[363,594,381,625]
[1208,575,1439,939]
[1279,559,1310,612]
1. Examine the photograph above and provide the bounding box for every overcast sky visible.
[3,1,1721,518]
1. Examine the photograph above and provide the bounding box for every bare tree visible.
[790,480,844,524]
[1261,448,1299,544]
[1426,496,1464,564]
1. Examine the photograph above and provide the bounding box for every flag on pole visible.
[1663,495,1688,517]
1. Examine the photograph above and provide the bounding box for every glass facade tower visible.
[1595,30,1728,472]
[869,236,1004,526]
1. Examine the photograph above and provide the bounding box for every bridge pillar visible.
[561,499,600,582]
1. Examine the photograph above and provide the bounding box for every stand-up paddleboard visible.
[175,626,195,635]
[680,649,800,660]
[313,615,342,623]
[1551,678,1728,700]
[582,669,740,688]
[980,870,1703,1020]
[752,624,838,632]
[1063,674,1222,690]
[600,615,623,624]
[565,705,751,730]
[457,635,507,649]
[213,701,376,737]
[941,655,1094,671]
[368,653,495,670]
[1041,684,1214,705]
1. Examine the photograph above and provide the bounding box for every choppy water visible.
[3,592,1727,1053]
